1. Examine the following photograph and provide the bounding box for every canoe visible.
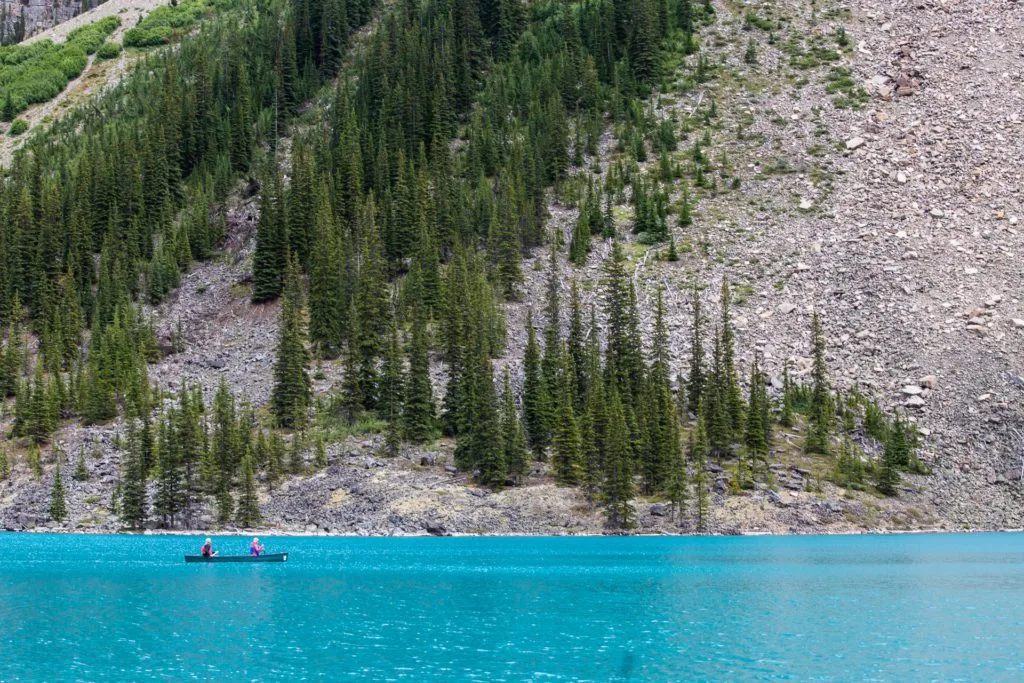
[184,552,288,563]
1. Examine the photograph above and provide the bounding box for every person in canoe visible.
[201,538,218,557]
[249,537,265,556]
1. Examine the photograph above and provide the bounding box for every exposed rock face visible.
[0,0,107,44]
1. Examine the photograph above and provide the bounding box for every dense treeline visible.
[0,0,925,530]
[0,0,376,434]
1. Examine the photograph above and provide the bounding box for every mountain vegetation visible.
[0,0,926,531]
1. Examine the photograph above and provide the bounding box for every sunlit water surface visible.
[1,532,1023,680]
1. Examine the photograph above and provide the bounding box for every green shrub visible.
[124,26,175,47]
[96,41,122,59]
[0,16,119,118]
[123,0,210,47]
[8,118,28,136]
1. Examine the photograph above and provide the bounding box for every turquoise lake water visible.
[1,533,1023,681]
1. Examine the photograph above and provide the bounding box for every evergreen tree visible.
[121,424,148,528]
[378,314,405,446]
[0,447,9,481]
[743,356,768,479]
[522,310,551,458]
[566,280,589,411]
[666,433,689,524]
[271,255,311,429]
[73,448,90,481]
[351,204,388,410]
[719,278,744,435]
[499,368,529,484]
[877,431,902,496]
[314,435,328,469]
[602,242,644,409]
[307,184,344,357]
[602,391,635,529]
[236,453,262,526]
[686,284,705,416]
[403,309,434,443]
[49,459,68,523]
[251,169,288,302]
[805,312,832,455]
[691,407,711,533]
[552,353,582,485]
[780,360,795,428]
[642,288,678,494]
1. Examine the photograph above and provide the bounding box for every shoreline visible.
[4,526,1021,538]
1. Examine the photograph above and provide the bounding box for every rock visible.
[930,208,945,218]
[649,503,670,517]
[444,465,458,474]
[895,73,915,96]
[778,303,797,314]
[846,137,866,150]
[766,490,788,507]
[206,358,227,370]
[425,524,448,536]
[901,384,923,395]
[799,198,814,210]
[1012,319,1024,329]
[964,267,979,275]
[905,395,926,408]
[896,171,908,184]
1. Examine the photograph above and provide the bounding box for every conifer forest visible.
[7,0,1010,537]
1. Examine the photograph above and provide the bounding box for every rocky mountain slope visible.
[1,0,1022,535]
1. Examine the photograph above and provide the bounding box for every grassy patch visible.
[825,67,869,109]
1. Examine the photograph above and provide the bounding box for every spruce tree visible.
[403,309,435,443]
[73,448,90,481]
[251,169,287,302]
[805,312,832,455]
[522,310,551,458]
[877,432,902,496]
[378,314,405,443]
[686,284,705,417]
[691,408,711,533]
[780,360,795,428]
[49,459,68,523]
[235,453,262,527]
[602,391,635,529]
[566,281,589,411]
[271,255,311,429]
[307,184,344,358]
[643,288,677,494]
[602,242,644,410]
[499,368,530,484]
[0,446,9,481]
[719,278,744,436]
[744,356,768,480]
[552,354,583,485]
[121,424,148,529]
[352,207,388,411]
[666,435,689,524]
